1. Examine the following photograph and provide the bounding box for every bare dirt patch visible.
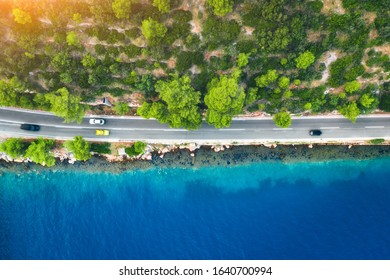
[204,49,224,61]
[189,65,201,75]
[374,44,390,56]
[166,57,176,69]
[189,0,205,36]
[152,68,167,78]
[307,30,326,43]
[311,50,341,87]
[359,44,390,85]
[321,0,345,15]
[369,29,379,40]
[362,12,377,25]
[243,26,255,36]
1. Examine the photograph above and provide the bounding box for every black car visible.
[20,124,40,131]
[309,129,322,136]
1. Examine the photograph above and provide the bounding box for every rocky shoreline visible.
[1,144,389,174]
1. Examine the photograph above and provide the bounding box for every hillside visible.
[0,0,389,128]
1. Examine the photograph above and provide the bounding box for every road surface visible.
[0,107,389,144]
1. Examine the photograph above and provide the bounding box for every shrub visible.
[176,51,193,73]
[125,141,147,156]
[369,139,385,145]
[379,93,390,112]
[95,44,106,55]
[125,28,141,39]
[114,102,130,115]
[123,45,141,58]
[202,17,240,47]
[90,142,111,154]
[329,55,364,87]
[64,136,91,161]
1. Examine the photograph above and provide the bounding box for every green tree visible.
[153,0,170,13]
[245,87,258,105]
[45,87,87,123]
[339,102,360,123]
[141,18,167,42]
[81,54,97,68]
[114,102,129,115]
[60,73,73,84]
[66,31,81,47]
[359,94,375,108]
[137,102,169,122]
[207,0,234,16]
[154,75,202,129]
[0,77,25,106]
[255,70,279,87]
[125,141,147,156]
[344,81,360,93]
[12,8,32,24]
[280,58,288,65]
[51,51,71,71]
[304,103,312,110]
[295,51,315,69]
[205,71,245,128]
[237,53,249,68]
[137,102,152,118]
[64,136,91,161]
[73,13,82,24]
[273,111,292,128]
[0,138,27,159]
[112,0,131,19]
[278,76,290,89]
[25,138,56,167]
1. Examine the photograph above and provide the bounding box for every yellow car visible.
[96,129,110,136]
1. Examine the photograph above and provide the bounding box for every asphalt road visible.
[1,107,389,143]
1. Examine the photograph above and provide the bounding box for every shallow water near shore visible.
[1,157,390,260]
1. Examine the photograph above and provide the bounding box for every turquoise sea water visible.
[1,158,390,259]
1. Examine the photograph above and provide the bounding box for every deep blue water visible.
[1,158,390,260]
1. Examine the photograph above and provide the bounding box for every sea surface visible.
[1,158,390,260]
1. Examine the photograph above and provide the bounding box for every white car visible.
[89,118,105,125]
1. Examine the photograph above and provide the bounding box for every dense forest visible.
[0,0,389,129]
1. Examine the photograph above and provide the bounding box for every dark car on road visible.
[309,129,322,136]
[20,124,40,131]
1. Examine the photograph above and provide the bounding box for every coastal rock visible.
[188,143,199,152]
